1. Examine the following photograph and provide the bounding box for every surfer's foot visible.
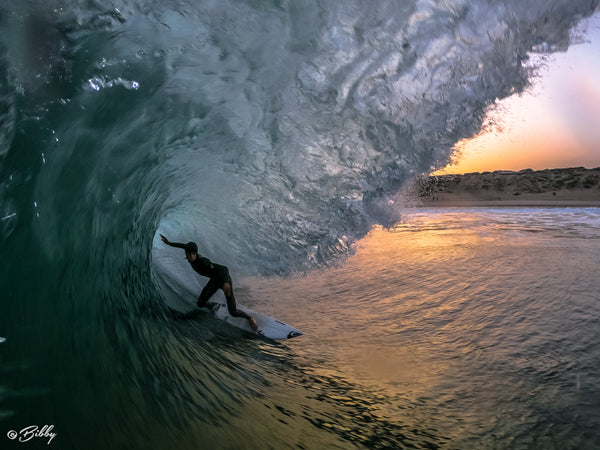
[248,317,258,332]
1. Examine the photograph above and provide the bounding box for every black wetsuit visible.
[190,256,232,305]
[169,242,248,319]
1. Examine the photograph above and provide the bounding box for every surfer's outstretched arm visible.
[160,234,186,249]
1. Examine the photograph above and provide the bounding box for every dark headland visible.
[409,167,600,207]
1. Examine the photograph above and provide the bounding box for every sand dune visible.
[410,167,600,207]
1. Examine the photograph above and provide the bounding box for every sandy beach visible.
[410,167,600,207]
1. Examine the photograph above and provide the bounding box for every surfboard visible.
[208,302,302,340]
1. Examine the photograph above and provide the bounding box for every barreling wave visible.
[1,1,598,447]
[0,0,596,344]
[0,0,598,289]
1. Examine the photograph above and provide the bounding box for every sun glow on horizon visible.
[434,12,600,176]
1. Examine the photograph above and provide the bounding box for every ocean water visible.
[5,206,600,449]
[2,0,600,449]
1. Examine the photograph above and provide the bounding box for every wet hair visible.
[184,242,198,254]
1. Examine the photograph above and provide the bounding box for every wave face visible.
[0,0,598,447]
[1,0,597,276]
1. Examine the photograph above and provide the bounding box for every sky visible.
[436,11,600,175]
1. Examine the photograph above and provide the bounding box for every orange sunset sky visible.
[435,11,600,175]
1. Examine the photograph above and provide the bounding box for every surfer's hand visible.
[159,234,170,245]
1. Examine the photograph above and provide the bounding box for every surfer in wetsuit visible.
[160,234,258,332]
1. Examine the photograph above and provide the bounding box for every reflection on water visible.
[242,207,600,448]
[2,208,599,449]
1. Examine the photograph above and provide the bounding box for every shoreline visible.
[418,199,600,208]
[409,167,600,208]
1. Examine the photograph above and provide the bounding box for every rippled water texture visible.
[244,208,600,448]
[1,0,600,448]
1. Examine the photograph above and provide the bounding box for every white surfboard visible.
[208,302,302,340]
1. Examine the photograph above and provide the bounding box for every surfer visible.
[160,234,258,332]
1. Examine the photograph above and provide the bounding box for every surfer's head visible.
[184,242,198,262]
